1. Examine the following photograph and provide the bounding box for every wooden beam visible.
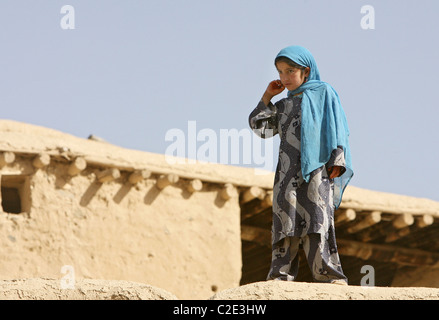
[241,204,271,222]
[240,186,266,204]
[128,169,151,184]
[241,191,273,222]
[416,214,435,228]
[32,153,51,169]
[240,226,439,267]
[358,213,414,243]
[385,227,411,243]
[337,239,373,260]
[346,211,381,234]
[335,208,356,226]
[186,179,203,193]
[337,239,439,267]
[220,183,238,200]
[263,190,273,207]
[392,213,414,229]
[0,152,15,167]
[96,168,120,183]
[156,174,179,190]
[68,157,87,176]
[385,214,434,243]
[381,213,414,243]
[241,225,271,247]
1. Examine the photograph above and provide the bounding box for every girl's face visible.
[275,61,310,91]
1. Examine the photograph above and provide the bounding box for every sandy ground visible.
[2,278,439,300]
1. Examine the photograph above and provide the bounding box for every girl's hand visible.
[265,80,285,97]
[262,80,285,105]
[328,166,342,179]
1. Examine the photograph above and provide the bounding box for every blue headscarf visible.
[276,45,353,209]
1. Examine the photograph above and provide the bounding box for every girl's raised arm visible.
[248,80,284,139]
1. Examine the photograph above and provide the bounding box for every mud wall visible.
[0,156,242,300]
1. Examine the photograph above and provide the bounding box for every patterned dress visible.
[249,93,348,282]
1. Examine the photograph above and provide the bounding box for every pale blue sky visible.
[1,1,438,201]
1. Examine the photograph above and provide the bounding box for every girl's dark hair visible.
[274,56,306,71]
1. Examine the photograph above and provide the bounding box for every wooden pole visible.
[385,214,434,243]
[335,208,356,226]
[382,213,414,243]
[96,168,120,183]
[385,227,411,243]
[241,225,271,247]
[156,174,179,190]
[360,213,415,243]
[241,186,266,204]
[241,195,273,222]
[337,239,439,267]
[346,211,381,234]
[0,152,15,167]
[186,179,203,193]
[239,227,439,267]
[416,214,434,228]
[68,157,87,176]
[262,190,273,207]
[392,213,414,229]
[220,183,238,200]
[32,153,51,169]
[128,169,151,184]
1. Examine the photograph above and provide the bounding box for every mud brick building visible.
[1,120,439,299]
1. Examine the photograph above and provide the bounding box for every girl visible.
[249,45,353,284]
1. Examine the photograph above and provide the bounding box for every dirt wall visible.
[0,159,242,300]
